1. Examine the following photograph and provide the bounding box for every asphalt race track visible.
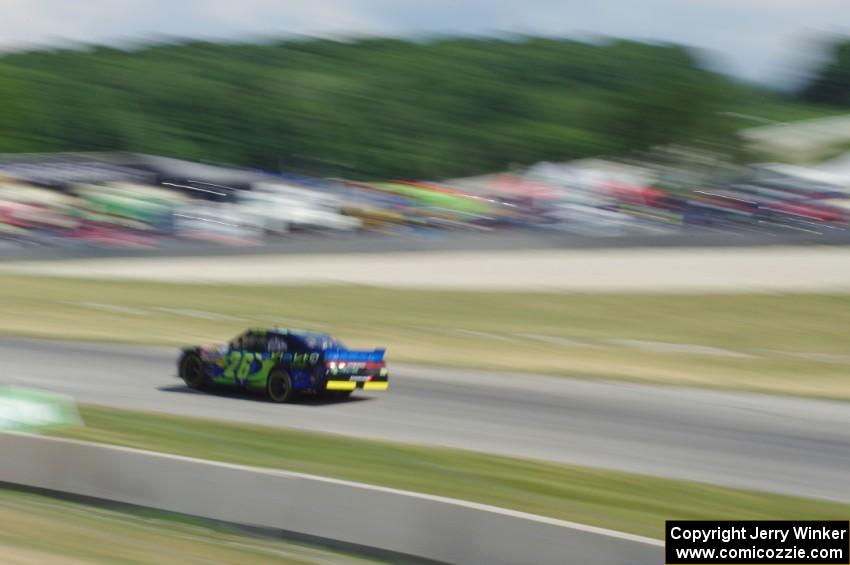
[4,337,850,503]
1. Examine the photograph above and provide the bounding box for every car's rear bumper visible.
[326,378,389,391]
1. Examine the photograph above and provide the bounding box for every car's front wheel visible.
[180,353,206,390]
[267,369,295,403]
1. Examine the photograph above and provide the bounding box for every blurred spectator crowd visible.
[0,152,849,250]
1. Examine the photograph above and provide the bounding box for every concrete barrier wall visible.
[0,433,663,565]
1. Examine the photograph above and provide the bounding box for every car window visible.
[244,332,267,353]
[291,333,344,350]
[268,334,288,353]
[229,331,250,350]
[315,335,344,350]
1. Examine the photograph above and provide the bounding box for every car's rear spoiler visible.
[324,348,385,363]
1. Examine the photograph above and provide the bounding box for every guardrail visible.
[0,432,663,565]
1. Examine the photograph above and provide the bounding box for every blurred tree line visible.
[0,37,833,179]
[801,40,850,107]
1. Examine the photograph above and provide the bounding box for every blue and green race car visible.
[177,328,389,402]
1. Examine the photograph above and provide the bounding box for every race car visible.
[177,328,388,402]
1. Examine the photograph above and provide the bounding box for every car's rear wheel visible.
[267,369,295,403]
[180,353,206,390]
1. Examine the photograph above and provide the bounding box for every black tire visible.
[179,353,206,390]
[266,369,295,403]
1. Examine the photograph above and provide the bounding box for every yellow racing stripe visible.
[326,381,357,391]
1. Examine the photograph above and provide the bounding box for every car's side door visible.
[214,331,249,385]
[283,335,321,390]
[221,330,266,385]
[244,331,274,385]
